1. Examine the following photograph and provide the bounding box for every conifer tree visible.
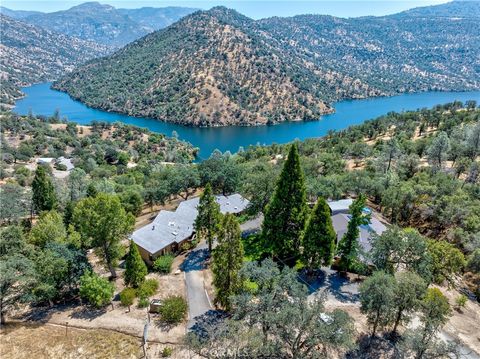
[262,143,308,265]
[124,240,148,288]
[32,166,57,214]
[212,214,244,311]
[195,183,222,252]
[337,194,370,272]
[302,197,336,271]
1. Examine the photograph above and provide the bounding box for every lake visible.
[14,83,480,159]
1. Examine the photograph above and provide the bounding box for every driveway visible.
[181,242,213,328]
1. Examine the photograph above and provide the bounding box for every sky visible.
[2,0,452,19]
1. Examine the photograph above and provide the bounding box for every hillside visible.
[54,4,480,127]
[393,0,480,18]
[0,14,110,107]
[17,2,198,47]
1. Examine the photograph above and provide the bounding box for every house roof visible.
[327,199,353,214]
[331,213,387,255]
[132,194,250,256]
[37,157,55,164]
[57,156,75,171]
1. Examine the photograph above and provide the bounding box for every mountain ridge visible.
[4,2,198,47]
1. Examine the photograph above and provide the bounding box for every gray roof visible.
[327,199,353,214]
[57,157,75,171]
[132,194,249,255]
[331,213,387,255]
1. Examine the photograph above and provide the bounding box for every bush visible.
[455,294,468,310]
[55,163,68,171]
[137,278,159,298]
[159,296,187,324]
[162,347,173,357]
[120,288,136,310]
[153,255,174,274]
[180,242,192,252]
[138,297,150,308]
[79,271,114,308]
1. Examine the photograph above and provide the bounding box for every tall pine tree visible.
[195,183,222,252]
[124,240,147,287]
[337,194,370,272]
[212,214,244,311]
[32,166,57,214]
[302,197,336,271]
[262,143,308,265]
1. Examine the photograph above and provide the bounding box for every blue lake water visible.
[14,83,480,159]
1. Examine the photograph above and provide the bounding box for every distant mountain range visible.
[0,14,110,106]
[0,2,198,47]
[53,2,480,127]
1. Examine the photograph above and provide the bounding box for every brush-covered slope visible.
[53,7,379,126]
[0,14,109,106]
[54,4,480,127]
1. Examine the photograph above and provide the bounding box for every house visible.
[331,213,387,255]
[132,194,249,263]
[37,157,55,165]
[327,198,387,256]
[327,198,353,215]
[56,156,75,171]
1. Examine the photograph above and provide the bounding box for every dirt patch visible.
[438,286,480,354]
[0,322,141,359]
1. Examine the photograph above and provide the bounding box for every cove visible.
[14,83,480,159]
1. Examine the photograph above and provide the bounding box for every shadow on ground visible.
[301,268,360,303]
[180,248,209,272]
[188,310,229,339]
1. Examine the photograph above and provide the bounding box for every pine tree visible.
[302,197,336,271]
[212,214,244,311]
[262,143,308,265]
[195,183,222,252]
[337,194,370,272]
[124,240,148,287]
[32,166,57,214]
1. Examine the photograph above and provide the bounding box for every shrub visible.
[162,347,173,357]
[120,288,136,310]
[55,163,68,171]
[180,242,192,252]
[137,278,159,298]
[138,297,150,308]
[153,255,174,274]
[455,294,468,310]
[159,295,187,324]
[79,271,114,308]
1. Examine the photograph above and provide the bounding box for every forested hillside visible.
[0,14,109,107]
[53,4,480,126]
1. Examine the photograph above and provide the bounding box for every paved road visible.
[181,242,212,328]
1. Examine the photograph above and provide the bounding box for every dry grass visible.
[0,323,141,359]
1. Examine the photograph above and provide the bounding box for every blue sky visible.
[2,0,450,18]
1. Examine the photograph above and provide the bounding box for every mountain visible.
[393,0,480,18]
[53,4,480,127]
[0,14,110,106]
[0,6,43,19]
[20,2,198,47]
[117,6,199,32]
